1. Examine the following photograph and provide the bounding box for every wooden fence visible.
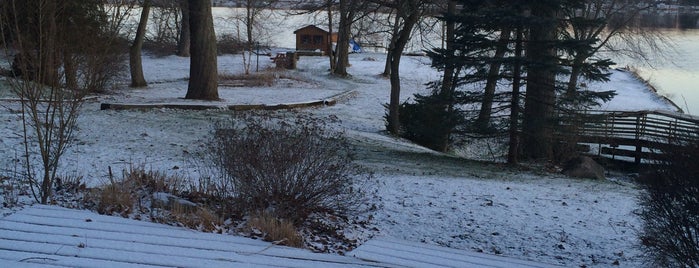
[557,110,699,165]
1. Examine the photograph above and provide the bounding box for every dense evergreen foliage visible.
[395,0,617,159]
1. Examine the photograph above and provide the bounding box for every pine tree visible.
[421,0,617,160]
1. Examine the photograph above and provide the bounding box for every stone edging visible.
[100,90,357,111]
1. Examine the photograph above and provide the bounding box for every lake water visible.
[608,28,699,115]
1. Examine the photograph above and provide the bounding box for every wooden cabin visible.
[293,25,337,55]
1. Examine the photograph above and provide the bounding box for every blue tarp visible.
[349,39,362,53]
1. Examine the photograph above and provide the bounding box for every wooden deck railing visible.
[557,110,699,164]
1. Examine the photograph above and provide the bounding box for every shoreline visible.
[618,66,685,113]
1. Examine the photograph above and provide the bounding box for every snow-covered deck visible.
[0,205,558,268]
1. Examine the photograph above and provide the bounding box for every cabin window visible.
[313,35,323,45]
[301,35,311,45]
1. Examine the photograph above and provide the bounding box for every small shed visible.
[293,25,337,55]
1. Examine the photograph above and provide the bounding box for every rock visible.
[151,192,197,213]
[562,156,605,180]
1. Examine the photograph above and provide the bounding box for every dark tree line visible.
[2,0,218,100]
[394,0,636,163]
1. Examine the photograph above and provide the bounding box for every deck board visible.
[1,205,560,268]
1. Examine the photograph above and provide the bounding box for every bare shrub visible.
[219,72,275,87]
[217,33,245,55]
[638,140,699,267]
[2,0,127,203]
[122,165,186,194]
[89,165,187,217]
[141,3,181,57]
[208,112,366,223]
[80,36,128,93]
[169,206,222,232]
[94,183,134,217]
[247,212,304,248]
[142,38,178,58]
[1,176,19,207]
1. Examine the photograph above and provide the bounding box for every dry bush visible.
[1,176,19,207]
[122,166,186,195]
[247,212,304,248]
[54,174,86,193]
[218,72,275,87]
[169,205,222,233]
[208,112,367,224]
[89,165,187,217]
[142,38,178,58]
[217,34,245,55]
[2,1,126,204]
[94,183,133,217]
[638,139,699,267]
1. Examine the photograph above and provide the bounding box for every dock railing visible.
[557,110,699,165]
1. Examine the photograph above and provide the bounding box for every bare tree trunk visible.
[39,0,60,88]
[522,4,558,160]
[327,0,336,72]
[566,57,584,96]
[508,27,523,165]
[475,28,511,130]
[63,52,78,89]
[439,0,456,95]
[240,0,266,74]
[177,0,191,57]
[129,0,150,88]
[383,14,400,77]
[387,2,420,135]
[186,0,218,100]
[433,0,457,151]
[333,0,352,76]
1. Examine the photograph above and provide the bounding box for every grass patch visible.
[247,212,304,248]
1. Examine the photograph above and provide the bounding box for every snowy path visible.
[0,205,561,268]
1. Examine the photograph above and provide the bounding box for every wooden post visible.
[286,52,297,69]
[635,115,642,165]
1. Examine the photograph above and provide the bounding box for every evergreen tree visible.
[416,0,616,160]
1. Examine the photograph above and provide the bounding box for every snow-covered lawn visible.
[1,52,677,267]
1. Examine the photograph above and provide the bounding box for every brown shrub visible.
[638,139,699,267]
[94,183,133,217]
[207,113,367,224]
[247,212,304,248]
[218,72,275,87]
[169,205,222,233]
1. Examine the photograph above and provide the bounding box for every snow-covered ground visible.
[0,52,677,267]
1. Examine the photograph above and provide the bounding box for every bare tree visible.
[326,0,336,71]
[185,0,218,100]
[381,0,430,134]
[332,0,365,76]
[2,0,123,203]
[130,0,151,87]
[177,0,190,57]
[233,0,278,74]
[100,0,138,36]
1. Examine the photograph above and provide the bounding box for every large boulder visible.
[562,156,606,180]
